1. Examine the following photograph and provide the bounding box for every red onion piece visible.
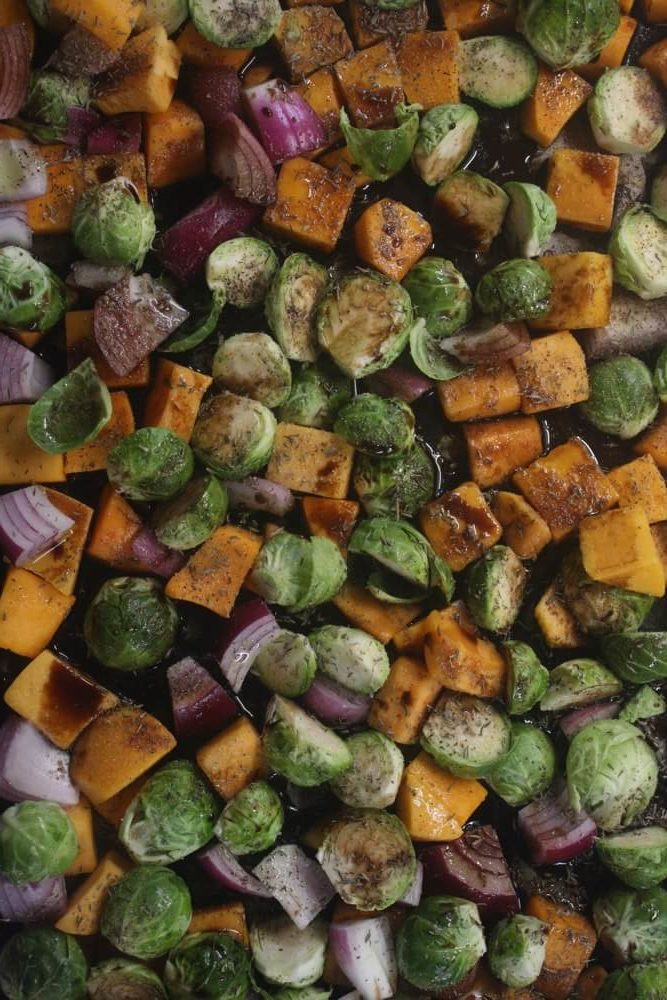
[420,826,519,918]
[225,477,294,517]
[518,787,597,866]
[0,717,79,805]
[167,657,237,741]
[365,365,433,403]
[560,701,620,740]
[253,844,335,930]
[216,599,280,693]
[398,861,423,907]
[0,202,32,249]
[0,140,47,202]
[86,113,142,155]
[0,332,55,403]
[184,66,243,127]
[301,675,372,729]
[198,843,272,897]
[0,486,74,567]
[131,526,186,579]
[51,25,118,78]
[67,261,132,292]
[209,114,277,206]
[445,320,531,366]
[0,24,31,119]
[157,187,261,283]
[0,874,67,923]
[243,79,327,165]
[64,106,102,147]
[329,917,397,1000]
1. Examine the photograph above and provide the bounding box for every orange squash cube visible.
[635,408,667,470]
[50,0,141,50]
[318,145,372,188]
[639,36,667,86]
[513,331,589,413]
[0,569,74,658]
[64,799,98,876]
[530,253,613,331]
[644,0,667,22]
[354,198,432,282]
[83,151,149,201]
[368,655,442,745]
[547,149,620,232]
[96,25,181,115]
[176,23,250,69]
[94,775,148,827]
[25,489,93,596]
[196,717,263,800]
[274,6,352,82]
[189,902,249,948]
[332,582,420,644]
[65,310,150,389]
[348,0,428,49]
[334,40,404,127]
[25,153,85,235]
[526,896,597,1000]
[423,603,506,698]
[166,525,262,618]
[535,580,584,649]
[86,485,146,573]
[490,491,552,560]
[144,99,206,188]
[295,68,343,149]
[438,363,521,422]
[64,391,135,474]
[579,506,666,597]
[56,851,131,935]
[302,496,359,551]
[143,358,212,441]
[396,30,460,108]
[263,157,355,254]
[437,0,513,36]
[420,481,502,571]
[463,414,544,488]
[520,65,592,147]
[576,16,637,80]
[266,423,355,499]
[607,455,667,524]
[396,751,487,841]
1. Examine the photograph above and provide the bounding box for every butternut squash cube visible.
[176,23,250,69]
[547,149,619,232]
[512,331,589,414]
[64,799,98,876]
[396,30,460,108]
[620,0,634,11]
[318,144,372,188]
[83,151,149,201]
[0,124,27,141]
[8,329,47,349]
[526,896,597,1000]
[354,198,432,282]
[143,358,212,441]
[520,65,592,147]
[334,40,404,127]
[302,496,359,552]
[332,582,420,644]
[531,253,613,331]
[579,506,665,597]
[4,650,118,749]
[574,966,609,1000]
[463,414,544,488]
[437,363,521,422]
[66,310,149,389]
[437,0,513,36]
[25,490,93,596]
[635,407,667,470]
[607,455,667,524]
[651,521,667,576]
[64,391,135,474]
[86,485,146,572]
[94,774,148,827]
[263,157,355,255]
[189,902,249,948]
[513,438,618,541]
[96,25,181,115]
[644,0,667,23]
[490,491,552,560]
[423,602,506,698]
[348,0,428,49]
[396,751,487,841]
[55,851,131,935]
[296,68,343,149]
[639,36,667,87]
[274,7,352,82]
[392,613,437,654]
[576,16,637,80]
[288,0,344,6]
[144,99,206,188]
[166,525,262,618]
[420,481,502,571]
[368,655,442,745]
[25,150,84,235]
[50,0,141,50]
[534,580,583,649]
[70,706,176,804]
[0,569,74,658]
[266,423,355,499]
[0,405,65,485]
[196,717,263,800]
[242,63,275,88]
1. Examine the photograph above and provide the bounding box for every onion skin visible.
[0,874,67,923]
[301,675,372,729]
[243,78,327,165]
[225,477,294,516]
[518,788,597,866]
[0,332,55,404]
[184,66,243,127]
[0,485,74,567]
[0,202,32,250]
[365,365,433,403]
[168,657,238,741]
[198,843,272,897]
[208,114,277,206]
[130,526,186,579]
[445,320,531,365]
[0,24,31,119]
[216,598,280,692]
[86,114,142,155]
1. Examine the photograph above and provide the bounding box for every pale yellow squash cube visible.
[512,331,589,414]
[64,799,98,876]
[266,423,355,499]
[196,718,264,800]
[56,851,131,935]
[96,25,181,115]
[396,751,486,841]
[530,253,613,331]
[50,0,142,50]
[579,507,666,597]
[0,405,65,485]
[534,581,584,649]
[607,455,667,524]
[0,569,74,658]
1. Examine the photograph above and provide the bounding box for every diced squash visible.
[144,99,206,188]
[70,706,176,804]
[50,0,141,50]
[607,455,667,524]
[520,65,593,147]
[396,30,459,108]
[64,391,135,474]
[644,0,667,22]
[437,0,513,36]
[302,496,359,551]
[0,124,28,140]
[334,40,404,128]
[0,0,35,50]
[318,144,372,188]
[392,613,437,654]
[620,0,634,10]
[176,23,250,68]
[354,198,432,282]
[420,481,502,571]
[651,521,667,576]
[423,603,506,698]
[579,506,666,597]
[274,6,352,82]
[396,751,487,841]
[96,25,181,115]
[332,582,421,644]
[635,407,667,470]
[166,525,262,618]
[438,363,521,423]
[0,569,74,658]
[55,851,131,935]
[26,155,85,235]
[4,650,118,749]
[463,414,544,488]
[64,799,98,876]
[296,68,343,148]
[8,329,47,349]
[534,580,584,649]
[576,15,637,80]
[514,438,618,541]
[94,774,148,826]
[368,655,442,744]
[25,490,93,596]
[189,902,249,948]
[266,423,355,499]
[242,62,276,88]
[263,157,355,254]
[639,36,667,86]
[530,253,613,331]
[288,0,344,5]
[574,966,608,1000]
[0,405,65,485]
[547,149,619,232]
[490,490,552,560]
[86,485,146,572]
[348,0,428,49]
[525,896,597,1000]
[513,331,589,414]
[143,358,212,441]
[196,717,263,800]
[65,310,149,389]
[83,151,149,202]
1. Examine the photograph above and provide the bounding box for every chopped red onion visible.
[86,113,142,155]
[167,657,238,741]
[0,717,79,805]
[225,478,294,517]
[0,140,47,202]
[365,365,433,403]
[0,332,55,403]
[67,261,132,292]
[131,526,186,579]
[398,861,423,907]
[64,106,102,147]
[198,843,272,897]
[445,320,531,366]
[0,874,67,923]
[209,114,276,206]
[216,599,280,692]
[0,202,32,249]
[0,24,31,119]
[52,25,119,78]
[329,917,397,1000]
[420,826,519,917]
[0,486,74,567]
[560,701,620,740]
[243,79,327,165]
[253,844,335,930]
[184,66,243,127]
[518,787,597,866]
[301,675,371,729]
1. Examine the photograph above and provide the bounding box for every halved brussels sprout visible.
[561,551,654,636]
[160,294,222,354]
[620,686,667,724]
[0,801,77,884]
[486,721,556,807]
[87,960,167,999]
[600,632,667,684]
[212,332,292,408]
[517,0,620,69]
[273,990,331,1000]
[654,344,667,402]
[502,640,549,715]
[488,915,547,989]
[206,237,279,309]
[0,246,66,331]
[138,0,189,34]
[108,427,194,501]
[265,253,328,363]
[609,208,667,301]
[466,545,526,633]
[402,257,472,338]
[101,865,192,960]
[28,358,112,454]
[475,259,552,322]
[411,105,479,187]
[84,576,179,671]
[434,171,509,252]
[581,355,659,439]
[599,961,667,999]
[252,630,317,697]
[192,391,276,480]
[340,104,420,182]
[459,36,538,108]
[309,625,390,695]
[349,517,431,592]
[250,917,327,988]
[152,475,228,551]
[215,780,283,856]
[0,928,87,1000]
[278,362,352,429]
[263,696,352,787]
[317,809,415,910]
[353,443,435,518]
[597,827,667,891]
[334,394,415,456]
[250,532,346,611]
[190,0,281,48]
[164,932,251,1000]
[329,731,404,809]
[397,896,486,991]
[651,164,667,223]
[594,887,667,965]
[589,68,666,155]
[22,70,90,142]
[408,319,465,381]
[421,693,512,778]
[503,182,558,258]
[72,178,156,268]
[540,658,622,712]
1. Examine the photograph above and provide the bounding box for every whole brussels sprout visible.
[28,358,112,454]
[265,253,328,363]
[0,800,78,884]
[475,259,552,322]
[502,640,549,714]
[72,178,156,268]
[354,443,435,518]
[567,720,658,830]
[561,551,654,636]
[594,887,667,965]
[0,246,66,331]
[263,695,352,787]
[84,577,179,671]
[334,394,415,457]
[206,237,279,309]
[517,0,620,69]
[340,104,420,182]
[402,257,472,338]
[108,427,195,501]
[250,533,346,611]
[488,915,548,988]
[503,181,558,258]
[22,70,90,141]
[309,625,390,695]
[597,827,667,891]
[212,333,291,408]
[192,392,276,480]
[329,731,404,809]
[252,630,317,697]
[215,781,283,856]
[599,961,667,999]
[101,865,192,960]
[397,896,486,991]
[87,959,167,999]
[0,928,87,1000]
[164,932,252,1000]
[581,355,659,438]
[486,721,556,807]
[278,362,352,430]
[609,207,667,301]
[411,107,479,188]
[152,475,228,551]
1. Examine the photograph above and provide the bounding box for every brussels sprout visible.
[421,693,512,778]
[249,532,346,611]
[252,630,317,696]
[397,896,486,991]
[212,333,292,408]
[361,0,421,7]
[651,164,667,223]
[87,960,167,999]
[164,931,251,1000]
[265,253,329,363]
[349,517,431,592]
[72,179,155,269]
[466,545,526,633]
[594,887,667,965]
[654,344,667,402]
[459,36,538,108]
[0,246,66,330]
[600,632,667,683]
[263,695,352,787]
[317,809,415,910]
[317,270,414,379]
[340,104,420,182]
[215,781,283,856]
[329,731,404,808]
[434,171,509,252]
[192,392,276,480]
[22,70,90,142]
[161,295,222,354]
[609,207,667,301]
[250,917,327,987]
[488,915,548,988]
[309,625,389,695]
[108,427,194,501]
[0,801,77,884]
[475,260,552,322]
[503,181,558,258]
[1,139,47,206]
[190,0,281,48]
[581,355,659,438]
[206,238,279,309]
[485,721,556,807]
[561,551,654,636]
[137,0,189,34]
[152,475,228,551]
[402,257,472,338]
[353,443,435,518]
[599,962,667,999]
[620,686,667,724]
[517,0,620,69]
[0,928,87,1000]
[567,720,658,831]
[102,865,192,960]
[597,827,667,891]
[334,394,415,457]
[84,576,179,671]
[408,319,465,381]
[540,658,623,712]
[411,105,479,187]
[278,362,352,429]
[502,640,549,714]
[28,358,112,454]
[273,991,331,1000]
[589,68,666,155]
